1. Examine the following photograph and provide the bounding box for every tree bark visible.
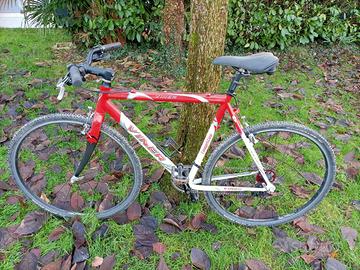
[177,0,228,163]
[163,0,185,63]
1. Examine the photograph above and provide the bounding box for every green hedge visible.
[227,0,359,50]
[25,0,359,50]
[25,0,164,46]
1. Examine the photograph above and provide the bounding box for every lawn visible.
[0,29,359,270]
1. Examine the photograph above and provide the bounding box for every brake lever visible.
[56,73,70,101]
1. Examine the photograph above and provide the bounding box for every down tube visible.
[118,112,176,172]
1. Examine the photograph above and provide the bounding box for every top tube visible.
[99,86,229,104]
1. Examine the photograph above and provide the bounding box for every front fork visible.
[70,108,99,184]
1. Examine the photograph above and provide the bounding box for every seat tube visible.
[226,102,244,134]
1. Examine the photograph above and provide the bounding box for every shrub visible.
[25,0,164,47]
[25,0,358,50]
[227,0,359,50]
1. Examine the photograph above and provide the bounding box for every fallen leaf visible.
[344,151,355,163]
[190,213,207,230]
[0,181,14,191]
[61,254,72,269]
[157,256,170,270]
[313,240,333,259]
[19,160,35,181]
[28,78,45,87]
[92,256,104,267]
[229,264,247,270]
[7,195,24,205]
[95,182,109,195]
[293,216,325,234]
[48,227,66,242]
[16,250,39,270]
[153,242,166,254]
[149,191,172,210]
[149,168,165,182]
[272,227,288,238]
[41,259,62,270]
[310,259,322,270]
[72,246,89,263]
[235,206,256,219]
[253,207,277,219]
[39,250,60,266]
[334,133,351,142]
[140,216,158,230]
[92,223,109,240]
[98,193,114,212]
[111,212,129,225]
[160,222,181,234]
[290,185,311,199]
[273,236,305,253]
[127,202,142,221]
[245,259,270,270]
[340,226,357,250]
[133,223,158,259]
[35,61,51,67]
[301,172,323,186]
[300,254,316,264]
[190,248,211,270]
[306,235,319,250]
[199,223,218,234]
[72,220,86,248]
[70,192,85,211]
[325,258,347,270]
[14,211,46,236]
[273,85,284,91]
[346,166,359,179]
[99,254,116,270]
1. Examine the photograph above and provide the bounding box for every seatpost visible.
[227,69,250,96]
[227,69,244,95]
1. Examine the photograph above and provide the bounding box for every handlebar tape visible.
[68,65,83,87]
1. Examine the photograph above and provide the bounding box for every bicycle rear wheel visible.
[203,122,336,226]
[8,113,142,219]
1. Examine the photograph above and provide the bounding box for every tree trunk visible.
[163,0,185,63]
[177,0,228,163]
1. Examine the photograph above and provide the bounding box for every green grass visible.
[0,28,359,269]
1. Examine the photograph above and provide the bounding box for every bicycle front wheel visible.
[8,113,142,219]
[203,122,336,226]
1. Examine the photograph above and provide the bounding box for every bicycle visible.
[8,43,336,226]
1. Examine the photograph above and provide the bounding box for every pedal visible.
[171,164,199,202]
[171,164,192,184]
[147,135,181,158]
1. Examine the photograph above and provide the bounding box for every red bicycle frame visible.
[86,86,243,142]
[82,85,276,193]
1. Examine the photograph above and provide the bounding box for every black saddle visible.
[213,52,279,74]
